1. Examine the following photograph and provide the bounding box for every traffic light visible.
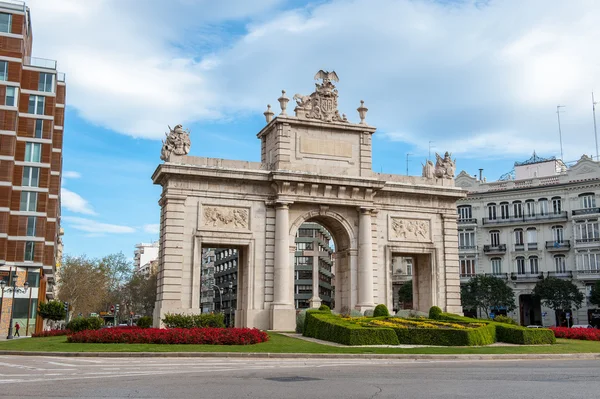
[63,302,69,312]
[115,304,120,313]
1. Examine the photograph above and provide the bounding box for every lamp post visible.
[0,281,6,326]
[1,280,29,339]
[228,282,233,328]
[212,284,223,313]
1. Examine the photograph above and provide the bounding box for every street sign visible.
[542,312,547,317]
[110,305,115,313]
[566,312,571,318]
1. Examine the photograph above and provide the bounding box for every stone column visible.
[356,208,375,310]
[442,213,462,314]
[271,202,295,330]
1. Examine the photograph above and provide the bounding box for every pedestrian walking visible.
[14,322,20,337]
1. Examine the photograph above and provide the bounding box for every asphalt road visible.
[0,356,599,398]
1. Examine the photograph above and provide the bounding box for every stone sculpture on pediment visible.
[160,124,191,161]
[434,152,456,179]
[422,159,435,179]
[293,70,348,123]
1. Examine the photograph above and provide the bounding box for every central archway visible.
[289,209,357,312]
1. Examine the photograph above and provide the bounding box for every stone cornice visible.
[256,115,377,139]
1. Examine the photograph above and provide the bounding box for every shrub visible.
[373,304,390,317]
[318,304,331,312]
[32,329,71,338]
[493,315,518,325]
[67,327,268,345]
[38,300,66,321]
[495,324,555,345]
[393,323,496,346]
[304,310,399,345]
[363,309,374,317]
[296,309,307,334]
[66,317,104,333]
[136,316,153,329]
[428,306,443,320]
[162,313,225,329]
[551,327,600,341]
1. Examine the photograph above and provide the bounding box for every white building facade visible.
[133,242,159,276]
[456,154,600,327]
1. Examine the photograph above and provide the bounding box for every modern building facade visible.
[213,248,237,326]
[0,1,66,336]
[456,154,600,327]
[200,248,215,313]
[133,241,159,277]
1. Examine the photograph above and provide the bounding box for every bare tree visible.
[56,255,110,316]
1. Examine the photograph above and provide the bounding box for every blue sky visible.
[25,0,600,258]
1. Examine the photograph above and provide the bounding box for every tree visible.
[533,277,585,325]
[398,281,413,307]
[38,300,66,321]
[460,275,516,318]
[123,271,157,317]
[589,280,600,307]
[57,255,110,316]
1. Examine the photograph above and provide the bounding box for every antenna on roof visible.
[592,93,598,161]
[556,105,566,160]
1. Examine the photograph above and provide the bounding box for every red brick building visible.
[0,1,66,336]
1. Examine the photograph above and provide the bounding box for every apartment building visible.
[0,1,66,336]
[456,154,600,327]
[133,241,159,277]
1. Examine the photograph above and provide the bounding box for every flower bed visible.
[32,329,71,338]
[551,327,600,341]
[67,327,269,345]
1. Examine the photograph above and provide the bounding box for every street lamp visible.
[212,284,223,313]
[228,282,233,328]
[0,279,29,339]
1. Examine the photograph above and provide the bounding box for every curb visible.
[1,351,600,360]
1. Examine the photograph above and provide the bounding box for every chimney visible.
[479,168,483,181]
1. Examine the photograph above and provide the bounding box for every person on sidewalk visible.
[14,322,20,337]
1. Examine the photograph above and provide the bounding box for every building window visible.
[38,72,54,93]
[0,60,7,81]
[458,229,475,249]
[24,142,42,163]
[491,258,502,275]
[458,205,472,221]
[539,198,548,216]
[552,225,564,243]
[24,241,35,261]
[34,120,43,138]
[500,202,509,220]
[490,230,500,247]
[516,256,526,274]
[512,201,523,218]
[514,229,524,245]
[575,219,600,242]
[487,203,497,220]
[529,256,539,274]
[26,216,36,236]
[295,256,312,266]
[578,250,600,271]
[21,166,40,187]
[525,200,535,217]
[526,227,537,250]
[460,258,476,277]
[20,191,37,211]
[580,193,596,209]
[552,197,562,214]
[28,95,45,115]
[297,242,313,251]
[0,13,11,33]
[5,86,16,106]
[554,255,566,273]
[26,270,40,288]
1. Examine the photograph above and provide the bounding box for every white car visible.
[571,324,593,329]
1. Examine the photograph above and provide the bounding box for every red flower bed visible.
[32,329,71,338]
[550,327,600,341]
[67,327,269,345]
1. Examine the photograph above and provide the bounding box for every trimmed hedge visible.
[393,323,496,346]
[373,304,390,317]
[495,324,556,345]
[428,306,443,320]
[304,310,399,345]
[66,317,104,333]
[136,316,153,328]
[162,313,225,329]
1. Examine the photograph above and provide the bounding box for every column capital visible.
[358,207,376,215]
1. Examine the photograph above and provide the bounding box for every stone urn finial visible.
[278,90,289,116]
[263,104,274,123]
[357,100,368,125]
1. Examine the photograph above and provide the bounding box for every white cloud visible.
[62,216,136,234]
[143,224,160,234]
[61,188,96,215]
[26,0,600,160]
[62,171,81,179]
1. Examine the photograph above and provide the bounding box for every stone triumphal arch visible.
[152,71,465,330]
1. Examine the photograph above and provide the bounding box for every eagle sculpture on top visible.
[314,70,339,84]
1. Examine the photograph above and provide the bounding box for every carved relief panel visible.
[388,217,431,243]
[199,204,250,230]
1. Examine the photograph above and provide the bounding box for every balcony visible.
[485,273,509,280]
[57,72,66,82]
[460,273,476,281]
[572,207,600,216]
[527,243,538,251]
[514,244,525,252]
[24,56,57,70]
[574,237,600,247]
[0,1,26,12]
[483,244,506,254]
[458,218,477,225]
[545,240,571,251]
[459,245,478,253]
[392,273,412,283]
[511,272,543,281]
[482,211,568,226]
[546,271,573,279]
[575,269,600,280]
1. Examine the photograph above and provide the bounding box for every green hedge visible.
[303,310,399,346]
[162,313,225,328]
[438,312,493,324]
[495,324,556,345]
[136,316,153,328]
[66,316,104,333]
[393,323,496,346]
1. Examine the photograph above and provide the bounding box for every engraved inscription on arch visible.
[201,205,250,230]
[388,217,431,243]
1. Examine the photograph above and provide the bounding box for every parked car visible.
[571,324,593,329]
[526,325,543,328]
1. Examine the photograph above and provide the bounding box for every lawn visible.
[1,333,600,354]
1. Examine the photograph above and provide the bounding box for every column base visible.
[309,297,322,309]
[354,304,375,313]
[270,304,296,331]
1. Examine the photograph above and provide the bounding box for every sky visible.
[24,0,600,259]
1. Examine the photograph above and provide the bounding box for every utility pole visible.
[406,153,412,175]
[593,93,599,161]
[556,105,565,161]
